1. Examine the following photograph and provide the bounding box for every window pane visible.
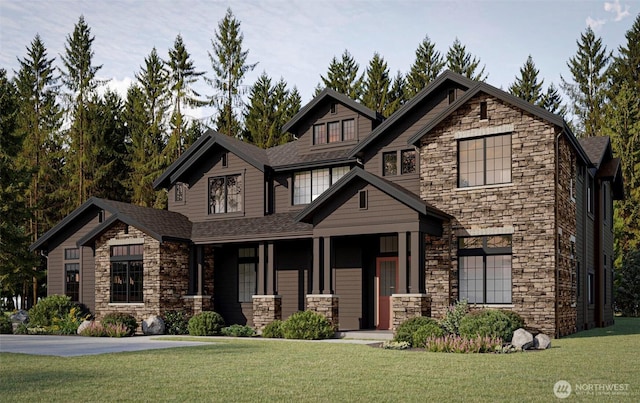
[312,168,330,200]
[383,152,397,176]
[401,150,416,174]
[65,248,79,260]
[486,134,511,185]
[65,263,80,301]
[293,171,311,205]
[111,262,128,302]
[328,121,340,143]
[486,256,511,303]
[460,256,484,303]
[313,124,326,144]
[129,244,144,256]
[459,138,483,187]
[458,237,483,249]
[331,166,350,184]
[486,235,512,249]
[226,175,243,213]
[209,177,225,214]
[238,262,256,302]
[129,261,144,303]
[175,183,184,202]
[342,119,355,141]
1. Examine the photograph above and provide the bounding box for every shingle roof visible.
[266,141,355,170]
[191,212,312,242]
[579,136,610,168]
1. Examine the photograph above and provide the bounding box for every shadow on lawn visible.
[564,317,640,339]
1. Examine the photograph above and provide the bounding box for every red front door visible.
[376,257,398,330]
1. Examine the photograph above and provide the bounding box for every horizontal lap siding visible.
[173,148,265,221]
[335,268,362,330]
[277,269,307,320]
[315,183,417,229]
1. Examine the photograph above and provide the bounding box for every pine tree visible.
[361,53,390,115]
[166,34,206,161]
[0,69,39,308]
[405,35,445,98]
[542,83,568,117]
[446,38,487,81]
[509,55,544,104]
[318,49,363,100]
[385,71,406,117]
[60,15,103,206]
[208,8,257,138]
[243,72,300,148]
[14,34,64,239]
[560,27,611,138]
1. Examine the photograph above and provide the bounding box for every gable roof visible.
[282,88,383,135]
[348,70,476,158]
[295,166,450,223]
[405,76,592,166]
[153,129,270,189]
[266,141,356,171]
[77,200,192,246]
[579,136,611,168]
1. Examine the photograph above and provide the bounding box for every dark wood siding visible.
[272,172,296,214]
[334,240,363,330]
[313,181,418,230]
[170,147,265,221]
[275,240,311,319]
[294,101,375,156]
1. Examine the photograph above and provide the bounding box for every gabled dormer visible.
[282,88,384,156]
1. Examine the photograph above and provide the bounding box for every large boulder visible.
[511,328,534,350]
[10,309,29,324]
[142,315,165,335]
[534,333,551,350]
[77,320,93,335]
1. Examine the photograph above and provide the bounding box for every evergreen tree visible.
[361,53,390,115]
[560,27,611,137]
[405,35,445,98]
[184,119,206,149]
[14,34,64,238]
[166,34,206,161]
[0,69,39,309]
[542,83,568,117]
[208,8,257,138]
[446,38,487,81]
[318,49,363,100]
[60,15,103,206]
[509,55,544,104]
[243,72,300,148]
[385,71,406,117]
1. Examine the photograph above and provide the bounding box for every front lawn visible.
[0,318,638,402]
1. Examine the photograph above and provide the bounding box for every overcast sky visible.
[1,0,636,121]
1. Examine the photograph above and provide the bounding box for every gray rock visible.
[534,333,551,349]
[511,328,534,350]
[10,309,29,324]
[77,320,93,335]
[142,315,165,335]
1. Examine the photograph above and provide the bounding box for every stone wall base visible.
[391,294,431,330]
[182,295,214,316]
[306,294,339,330]
[252,295,282,331]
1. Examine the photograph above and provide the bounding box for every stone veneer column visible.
[252,295,281,331]
[306,294,339,331]
[391,294,431,330]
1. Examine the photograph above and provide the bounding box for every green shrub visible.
[502,310,525,331]
[0,314,12,334]
[188,311,225,336]
[261,320,284,338]
[14,323,28,335]
[163,310,191,335]
[28,295,75,327]
[382,341,410,350]
[440,300,469,335]
[281,311,334,340]
[102,313,138,336]
[51,306,87,335]
[412,323,446,348]
[394,316,442,347]
[221,324,256,337]
[459,309,519,342]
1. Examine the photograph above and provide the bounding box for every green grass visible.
[1,318,639,402]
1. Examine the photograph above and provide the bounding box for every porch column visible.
[257,243,266,295]
[312,237,321,294]
[323,236,332,294]
[410,231,422,293]
[196,245,204,295]
[266,242,275,295]
[398,232,408,294]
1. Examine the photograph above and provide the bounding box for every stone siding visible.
[252,295,282,331]
[306,295,339,330]
[391,294,431,330]
[419,93,562,336]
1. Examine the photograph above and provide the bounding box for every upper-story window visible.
[175,183,184,202]
[383,149,417,176]
[293,166,349,205]
[587,175,594,215]
[458,134,511,188]
[208,174,243,214]
[313,119,357,144]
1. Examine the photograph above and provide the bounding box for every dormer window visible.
[313,124,327,145]
[330,103,337,114]
[342,119,355,141]
[313,119,357,144]
[328,121,340,143]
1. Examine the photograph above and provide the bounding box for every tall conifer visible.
[405,36,445,98]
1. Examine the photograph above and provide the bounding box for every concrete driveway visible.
[0,335,213,357]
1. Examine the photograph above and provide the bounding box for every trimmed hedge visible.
[412,323,446,348]
[188,311,225,336]
[261,320,284,338]
[281,311,334,340]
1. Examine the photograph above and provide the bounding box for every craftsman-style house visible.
[31,71,623,337]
